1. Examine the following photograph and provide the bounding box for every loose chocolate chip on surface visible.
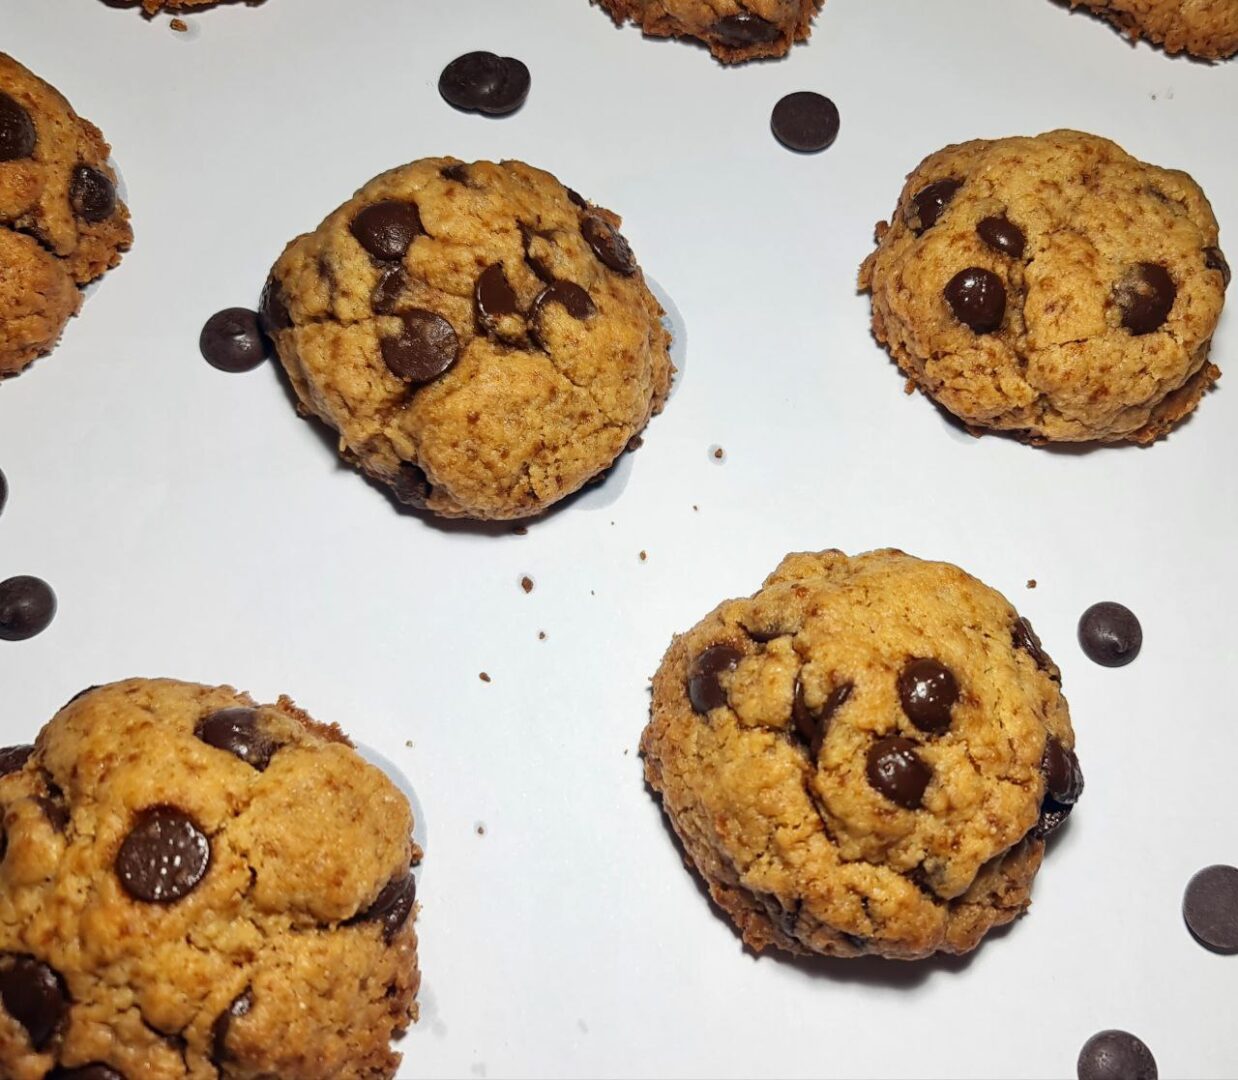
[115,806,210,903]
[0,91,36,161]
[48,1066,125,1080]
[195,708,279,771]
[866,736,931,810]
[438,51,530,116]
[0,575,57,641]
[350,200,423,261]
[581,215,637,275]
[0,744,33,776]
[475,263,520,333]
[199,308,269,372]
[1204,246,1230,288]
[1042,736,1084,804]
[392,462,432,508]
[349,874,417,942]
[1116,263,1176,335]
[531,281,596,340]
[897,658,959,734]
[907,178,962,234]
[687,645,743,714]
[1077,1030,1158,1080]
[713,12,781,45]
[945,267,1006,333]
[1078,602,1142,667]
[976,215,1026,258]
[770,91,840,153]
[211,987,252,1064]
[1012,616,1053,673]
[0,954,69,1050]
[69,164,116,223]
[381,310,459,383]
[1182,864,1238,953]
[793,680,852,756]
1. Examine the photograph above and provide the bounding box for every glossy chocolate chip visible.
[1204,246,1231,288]
[258,276,291,335]
[195,708,279,771]
[531,281,596,342]
[115,806,210,903]
[0,91,36,161]
[440,163,470,183]
[1078,602,1142,667]
[0,745,33,777]
[581,216,636,275]
[69,165,116,223]
[770,92,840,153]
[1116,263,1175,335]
[438,52,530,116]
[1077,1030,1157,1080]
[565,188,588,210]
[897,658,959,734]
[866,736,930,810]
[1034,798,1073,840]
[907,178,962,234]
[474,263,520,334]
[48,1066,125,1080]
[0,575,57,641]
[381,310,459,384]
[1042,736,1084,804]
[0,954,69,1050]
[371,266,407,316]
[945,267,1006,333]
[349,874,417,942]
[211,987,252,1064]
[392,463,432,509]
[350,201,423,262]
[61,685,101,711]
[793,680,852,757]
[199,308,270,373]
[1012,616,1053,674]
[976,215,1026,258]
[713,12,781,46]
[687,645,743,714]
[0,467,7,516]
[1183,864,1238,953]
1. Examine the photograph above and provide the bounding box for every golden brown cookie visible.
[594,0,823,61]
[1065,0,1238,59]
[0,53,132,377]
[859,130,1227,444]
[0,679,420,1080]
[263,157,673,521]
[643,549,1082,960]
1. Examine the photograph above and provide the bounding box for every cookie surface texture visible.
[1067,0,1238,59]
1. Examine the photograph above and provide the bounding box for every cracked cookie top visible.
[263,157,673,520]
[859,129,1227,444]
[643,549,1079,960]
[0,679,419,1080]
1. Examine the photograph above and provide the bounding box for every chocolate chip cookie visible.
[0,53,131,377]
[594,0,823,62]
[0,680,420,1079]
[1065,0,1238,59]
[859,130,1226,444]
[263,157,672,521]
[643,549,1081,960]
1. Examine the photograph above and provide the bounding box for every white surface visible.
[2,1,1236,1077]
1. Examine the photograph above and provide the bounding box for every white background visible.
[2,1,1236,1077]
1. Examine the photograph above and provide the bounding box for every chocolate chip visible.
[976,215,1026,258]
[47,1066,125,1080]
[713,12,781,46]
[349,874,417,942]
[62,685,101,710]
[115,806,210,903]
[1012,616,1053,674]
[866,736,931,810]
[906,178,962,234]
[440,163,470,183]
[566,188,588,210]
[1183,864,1238,953]
[793,680,852,757]
[0,575,57,641]
[1204,246,1230,288]
[687,645,743,714]
[381,310,459,384]
[1077,1030,1157,1080]
[258,276,291,335]
[0,467,6,516]
[1078,602,1142,667]
[897,659,959,734]
[474,263,520,335]
[0,91,36,161]
[0,954,69,1051]
[1042,736,1084,804]
[69,165,116,223]
[0,745,33,776]
[211,987,252,1065]
[770,92,840,153]
[438,52,530,116]
[531,281,597,346]
[945,267,1006,333]
[350,201,423,262]
[1034,799,1073,840]
[392,462,432,509]
[581,216,637,275]
[195,708,279,771]
[371,266,407,316]
[37,791,69,833]
[199,308,270,373]
[1116,262,1175,335]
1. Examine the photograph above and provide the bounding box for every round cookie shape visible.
[263,157,673,520]
[0,679,420,1080]
[0,54,132,377]
[1064,0,1238,60]
[859,129,1226,444]
[643,549,1079,960]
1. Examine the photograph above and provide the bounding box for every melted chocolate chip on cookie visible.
[115,806,211,903]
[945,267,1006,333]
[0,954,69,1050]
[793,680,852,756]
[1116,263,1176,335]
[1042,736,1084,805]
[350,201,423,262]
[1204,247,1231,288]
[210,987,253,1065]
[866,736,931,810]
[1012,616,1053,674]
[713,12,781,46]
[687,645,743,714]
[976,215,1026,258]
[69,164,116,223]
[381,310,459,383]
[348,874,417,942]
[195,708,280,771]
[0,91,36,161]
[0,744,33,776]
[581,216,636,275]
[47,1066,126,1080]
[258,276,292,335]
[906,178,961,234]
[897,658,959,734]
[474,263,521,334]
[392,463,432,508]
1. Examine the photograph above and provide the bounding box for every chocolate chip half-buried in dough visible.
[474,263,520,334]
[1116,262,1176,335]
[114,806,211,903]
[906,178,961,234]
[1042,736,1084,804]
[866,736,931,809]
[770,91,840,153]
[381,309,459,383]
[977,215,1026,258]
[0,953,69,1051]
[438,51,530,116]
[1012,616,1054,674]
[199,308,270,373]
[686,644,743,714]
[347,873,417,942]
[0,744,33,776]
[211,987,252,1065]
[0,91,36,161]
[1204,247,1231,288]
[897,658,959,734]
[195,708,280,771]
[945,267,1006,333]
[0,466,7,517]
[69,164,116,223]
[0,575,57,641]
[793,680,852,756]
[581,215,637,275]
[47,1066,126,1080]
[1078,602,1142,667]
[1077,1030,1158,1080]
[713,12,781,46]
[1182,864,1238,953]
[258,276,292,335]
[350,200,423,262]
[531,281,596,346]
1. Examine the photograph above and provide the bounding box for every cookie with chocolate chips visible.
[1063,0,1238,60]
[0,679,420,1079]
[263,157,673,520]
[0,53,131,376]
[643,549,1080,960]
[859,129,1226,444]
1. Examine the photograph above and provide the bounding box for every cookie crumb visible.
[404,740,414,749]
[538,631,547,640]
[170,17,188,31]
[1026,579,1037,589]
[639,550,648,562]
[626,434,644,452]
[710,444,726,462]
[475,823,486,836]
[512,525,528,536]
[520,575,534,594]
[692,504,699,511]
[479,672,491,683]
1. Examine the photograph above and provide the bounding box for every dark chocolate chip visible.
[0,954,69,1051]
[440,163,470,183]
[371,266,407,316]
[474,263,520,334]
[1012,616,1053,674]
[1042,736,1084,804]
[565,188,588,210]
[392,463,432,509]
[906,178,962,234]
[897,658,959,734]
[438,52,530,116]
[770,92,840,153]
[199,308,270,373]
[0,467,6,516]
[0,575,57,641]
[62,685,101,711]
[866,736,931,810]
[0,745,33,777]
[381,310,459,384]
[1034,798,1073,840]
[210,987,252,1065]
[687,645,743,714]
[349,874,417,942]
[1077,1030,1157,1080]
[258,276,291,335]
[1078,602,1142,667]
[1116,263,1176,335]
[713,12,781,46]
[48,1066,126,1080]
[69,165,116,223]
[581,215,637,275]
[195,708,279,771]
[115,806,210,903]
[350,201,423,262]
[944,267,1006,333]
[531,281,596,343]
[976,215,1026,258]
[0,91,37,161]
[518,223,557,283]
[1183,864,1238,953]
[37,790,69,833]
[793,680,852,757]
[1204,246,1230,288]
